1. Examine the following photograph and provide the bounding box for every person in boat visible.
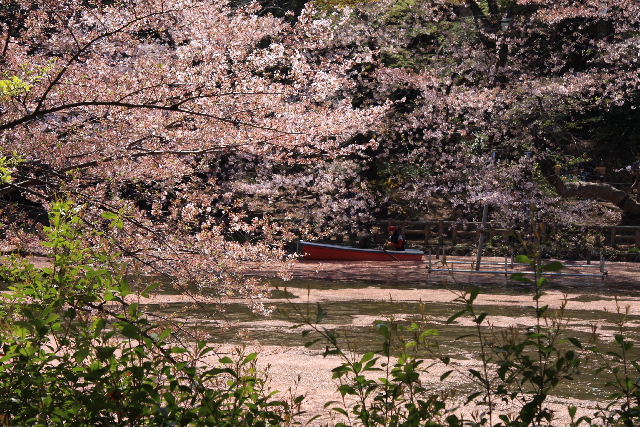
[630,159,640,196]
[385,225,405,251]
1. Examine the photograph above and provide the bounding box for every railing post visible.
[475,203,490,271]
[610,227,616,247]
[600,251,607,279]
[452,223,458,245]
[504,254,508,277]
[424,222,430,247]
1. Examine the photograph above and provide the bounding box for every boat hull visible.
[299,241,423,261]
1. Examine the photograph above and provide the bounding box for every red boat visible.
[299,241,424,261]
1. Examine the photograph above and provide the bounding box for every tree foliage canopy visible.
[0,0,385,291]
[1,0,639,278]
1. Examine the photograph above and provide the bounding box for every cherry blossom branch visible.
[32,8,181,114]
[1,25,10,58]
[1,100,306,135]
[0,145,235,197]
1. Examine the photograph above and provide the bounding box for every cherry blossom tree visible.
[0,0,386,298]
[311,0,640,225]
[3,0,639,286]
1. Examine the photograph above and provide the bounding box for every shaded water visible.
[138,276,640,402]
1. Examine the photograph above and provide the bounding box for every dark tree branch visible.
[487,0,499,15]
[1,25,10,58]
[466,0,487,23]
[0,100,304,135]
[540,161,640,217]
[0,146,227,197]
[0,132,291,198]
[32,8,181,115]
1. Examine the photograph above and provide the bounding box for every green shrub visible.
[293,303,449,427]
[0,201,301,426]
[299,255,640,426]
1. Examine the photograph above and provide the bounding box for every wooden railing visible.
[376,220,640,248]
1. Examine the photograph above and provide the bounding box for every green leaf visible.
[141,282,161,298]
[516,255,532,265]
[164,392,176,406]
[405,340,417,349]
[120,323,141,339]
[537,305,549,317]
[331,407,349,416]
[93,318,107,336]
[541,261,563,272]
[338,384,355,397]
[304,338,321,348]
[567,337,582,348]
[469,288,480,304]
[315,303,327,323]
[0,75,33,97]
[376,323,390,339]
[421,328,440,337]
[468,368,486,383]
[101,211,119,220]
[475,312,487,324]
[440,370,454,381]
[65,307,77,320]
[568,405,577,419]
[510,272,531,282]
[465,391,482,403]
[219,356,233,364]
[325,348,342,357]
[96,346,117,360]
[243,352,258,364]
[128,302,139,317]
[74,348,90,363]
[446,414,460,426]
[304,414,321,425]
[360,352,375,363]
[116,280,132,298]
[447,309,467,324]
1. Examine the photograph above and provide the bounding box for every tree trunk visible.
[540,161,640,218]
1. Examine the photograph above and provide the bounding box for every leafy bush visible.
[292,303,449,427]
[0,201,301,426]
[298,255,640,427]
[586,301,640,427]
[444,256,581,426]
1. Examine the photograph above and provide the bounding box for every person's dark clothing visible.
[388,229,405,251]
